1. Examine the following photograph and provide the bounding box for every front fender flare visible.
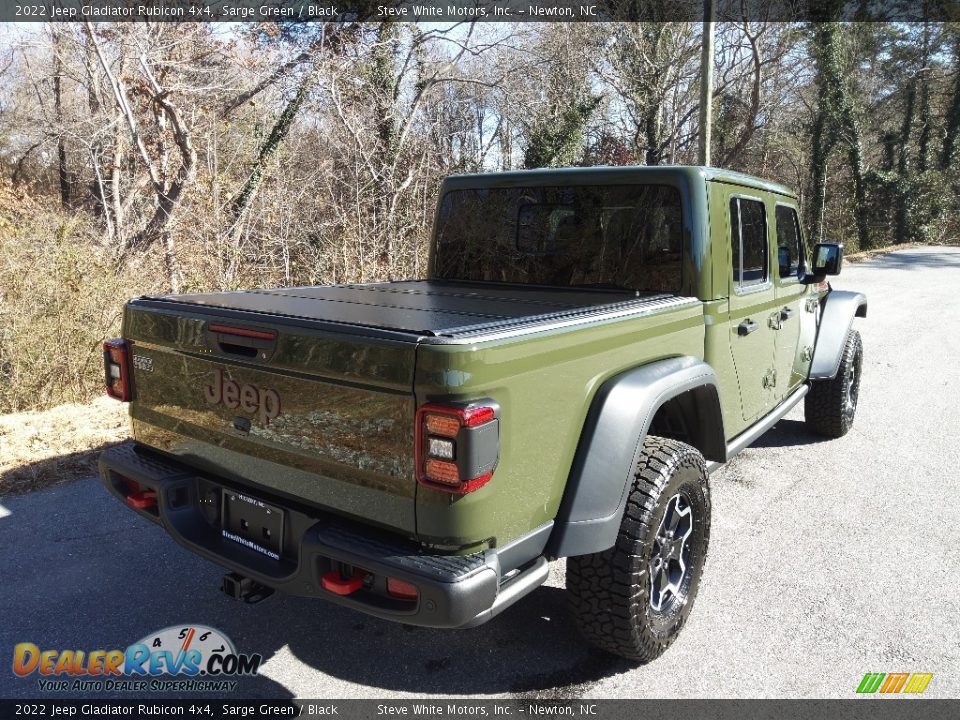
[809,290,867,380]
[547,356,723,558]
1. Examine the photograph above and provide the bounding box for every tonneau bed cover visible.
[133,280,678,340]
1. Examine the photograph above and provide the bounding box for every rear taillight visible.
[103,338,133,402]
[415,402,499,494]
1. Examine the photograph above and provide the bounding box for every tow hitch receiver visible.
[221,572,274,604]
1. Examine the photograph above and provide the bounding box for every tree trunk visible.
[916,22,932,173]
[808,110,834,242]
[941,32,960,171]
[808,22,869,249]
[110,123,125,244]
[719,23,762,168]
[370,22,400,272]
[162,230,181,293]
[644,105,662,165]
[128,87,197,250]
[229,71,314,230]
[846,136,869,249]
[808,24,835,241]
[895,80,916,244]
[83,31,108,218]
[52,27,71,209]
[85,24,196,252]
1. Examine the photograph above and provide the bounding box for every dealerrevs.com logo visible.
[12,625,262,692]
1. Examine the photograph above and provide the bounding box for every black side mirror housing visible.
[802,242,843,283]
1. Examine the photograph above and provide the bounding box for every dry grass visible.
[0,396,129,497]
[0,204,162,413]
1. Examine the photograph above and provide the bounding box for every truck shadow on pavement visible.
[750,419,831,449]
[0,478,633,700]
[267,586,634,697]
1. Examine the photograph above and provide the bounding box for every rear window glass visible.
[433,185,684,293]
[730,197,768,287]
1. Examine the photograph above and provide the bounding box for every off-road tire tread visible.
[566,436,710,662]
[805,329,862,438]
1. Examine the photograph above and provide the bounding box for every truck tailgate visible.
[121,302,418,535]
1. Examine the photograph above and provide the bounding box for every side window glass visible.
[730,197,768,288]
[730,198,740,283]
[775,205,803,279]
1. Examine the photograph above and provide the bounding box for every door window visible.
[774,205,804,280]
[730,198,768,288]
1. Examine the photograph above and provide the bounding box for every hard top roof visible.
[442,165,797,199]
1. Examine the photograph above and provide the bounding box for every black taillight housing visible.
[103,338,133,402]
[415,401,500,494]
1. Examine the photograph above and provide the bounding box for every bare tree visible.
[84,23,199,288]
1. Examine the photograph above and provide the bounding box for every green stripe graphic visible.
[856,673,886,693]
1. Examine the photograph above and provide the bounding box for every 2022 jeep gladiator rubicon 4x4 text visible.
[99,166,866,661]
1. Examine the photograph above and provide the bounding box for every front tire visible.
[566,437,711,662]
[805,329,863,438]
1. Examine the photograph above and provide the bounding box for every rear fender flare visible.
[547,356,724,558]
[809,290,867,380]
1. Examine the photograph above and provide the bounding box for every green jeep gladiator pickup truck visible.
[99,166,866,662]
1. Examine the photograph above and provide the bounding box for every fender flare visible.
[809,290,867,380]
[547,356,724,558]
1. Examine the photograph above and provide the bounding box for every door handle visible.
[780,307,795,321]
[738,320,758,336]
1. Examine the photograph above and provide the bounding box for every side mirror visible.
[802,242,843,283]
[813,242,843,275]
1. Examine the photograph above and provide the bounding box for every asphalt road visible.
[1,246,958,700]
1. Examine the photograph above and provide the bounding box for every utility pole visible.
[698,0,715,166]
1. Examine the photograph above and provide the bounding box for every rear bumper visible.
[98,442,549,629]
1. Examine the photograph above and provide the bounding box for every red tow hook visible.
[321,570,367,596]
[125,480,157,510]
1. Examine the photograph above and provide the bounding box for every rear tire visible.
[805,329,862,438]
[566,436,710,662]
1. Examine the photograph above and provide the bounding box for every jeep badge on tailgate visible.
[203,369,281,425]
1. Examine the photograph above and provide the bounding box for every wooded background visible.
[1,19,958,412]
